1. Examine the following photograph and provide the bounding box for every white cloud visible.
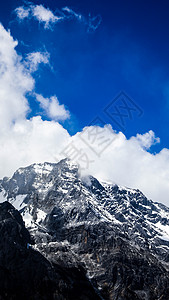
[0,23,69,174]
[1,22,169,207]
[131,130,160,149]
[36,94,70,121]
[62,7,83,21]
[15,4,63,29]
[25,51,50,72]
[15,3,101,31]
[31,4,63,29]
[15,6,30,20]
[59,128,169,206]
[0,23,33,130]
[0,116,70,177]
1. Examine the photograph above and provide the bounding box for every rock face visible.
[0,201,103,300]
[0,159,169,299]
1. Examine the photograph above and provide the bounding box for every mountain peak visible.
[0,159,169,299]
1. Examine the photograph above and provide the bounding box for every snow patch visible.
[155,222,169,241]
[36,209,46,223]
[22,210,34,228]
[33,163,53,174]
[11,194,27,210]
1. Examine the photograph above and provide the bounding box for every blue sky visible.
[1,0,169,205]
[1,0,169,149]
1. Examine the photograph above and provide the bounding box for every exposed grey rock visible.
[0,201,102,300]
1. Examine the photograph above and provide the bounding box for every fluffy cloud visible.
[0,23,70,174]
[0,22,169,207]
[31,4,63,29]
[66,128,169,206]
[15,4,63,29]
[36,94,70,121]
[0,24,33,130]
[131,130,160,149]
[15,6,30,20]
[0,117,70,178]
[15,3,101,31]
[25,51,50,72]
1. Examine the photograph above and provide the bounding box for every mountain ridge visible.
[0,158,169,299]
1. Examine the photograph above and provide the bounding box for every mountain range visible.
[0,158,169,299]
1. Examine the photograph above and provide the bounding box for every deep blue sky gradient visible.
[0,0,169,152]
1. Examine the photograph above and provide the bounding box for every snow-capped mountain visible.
[0,158,169,299]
